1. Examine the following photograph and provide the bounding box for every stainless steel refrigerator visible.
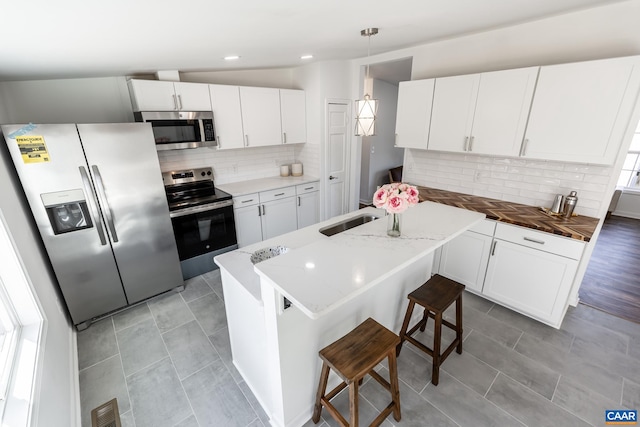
[1,123,183,329]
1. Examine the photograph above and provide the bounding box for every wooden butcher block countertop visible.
[417,186,600,242]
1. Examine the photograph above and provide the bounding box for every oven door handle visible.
[169,200,233,218]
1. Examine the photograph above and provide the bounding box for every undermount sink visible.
[250,246,290,264]
[318,214,380,237]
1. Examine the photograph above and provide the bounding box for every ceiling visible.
[0,0,626,81]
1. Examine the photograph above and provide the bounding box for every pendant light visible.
[355,27,379,136]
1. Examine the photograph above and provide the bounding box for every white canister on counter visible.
[291,163,303,176]
[280,165,290,177]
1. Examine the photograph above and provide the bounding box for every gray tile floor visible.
[78,269,640,427]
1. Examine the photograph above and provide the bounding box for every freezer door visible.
[1,124,127,325]
[77,123,183,303]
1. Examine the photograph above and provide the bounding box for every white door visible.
[326,102,350,219]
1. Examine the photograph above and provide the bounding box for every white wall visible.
[613,190,640,219]
[0,141,78,425]
[182,68,296,88]
[359,79,403,204]
[0,77,133,124]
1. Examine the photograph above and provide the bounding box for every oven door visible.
[170,202,237,261]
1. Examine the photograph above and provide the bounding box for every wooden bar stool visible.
[312,317,401,427]
[396,274,465,386]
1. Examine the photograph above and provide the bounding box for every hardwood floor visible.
[579,215,640,324]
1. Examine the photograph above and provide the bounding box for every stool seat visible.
[397,274,465,386]
[313,318,401,427]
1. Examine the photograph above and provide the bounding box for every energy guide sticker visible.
[16,135,50,163]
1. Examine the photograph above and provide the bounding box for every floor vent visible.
[91,398,121,427]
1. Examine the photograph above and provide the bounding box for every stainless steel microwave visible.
[133,111,217,151]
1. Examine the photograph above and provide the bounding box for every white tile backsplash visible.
[404,149,613,218]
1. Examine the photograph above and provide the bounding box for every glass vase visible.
[387,212,401,237]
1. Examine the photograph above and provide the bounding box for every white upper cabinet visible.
[428,74,479,153]
[395,79,435,149]
[522,57,640,165]
[209,84,245,150]
[428,67,538,156]
[280,89,306,145]
[239,87,283,147]
[128,79,212,111]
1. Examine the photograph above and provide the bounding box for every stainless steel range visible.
[163,167,237,279]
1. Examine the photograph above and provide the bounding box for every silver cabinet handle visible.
[216,136,221,149]
[463,136,469,151]
[79,166,107,246]
[469,136,474,152]
[329,175,337,180]
[282,132,287,144]
[274,192,285,197]
[172,94,178,110]
[304,187,314,191]
[241,199,255,204]
[245,135,249,147]
[91,165,118,243]
[298,196,301,207]
[491,240,497,256]
[257,205,262,217]
[261,205,266,215]
[177,94,183,110]
[520,138,529,156]
[523,236,545,245]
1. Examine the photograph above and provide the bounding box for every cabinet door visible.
[438,231,492,293]
[523,57,640,165]
[240,87,283,147]
[234,205,263,248]
[210,85,245,150]
[296,191,319,229]
[395,80,435,149]
[483,239,578,326]
[173,82,212,111]
[428,74,479,153]
[280,89,306,144]
[261,197,298,240]
[470,67,538,156]
[128,79,177,111]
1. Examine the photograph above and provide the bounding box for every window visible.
[617,119,640,188]
[0,209,43,425]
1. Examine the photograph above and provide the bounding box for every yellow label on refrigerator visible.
[16,135,50,163]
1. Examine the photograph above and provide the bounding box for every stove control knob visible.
[207,171,212,176]
[201,171,206,177]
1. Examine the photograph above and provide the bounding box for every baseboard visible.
[72,329,81,427]
[611,211,640,219]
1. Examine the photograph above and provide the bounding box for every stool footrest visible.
[369,369,391,392]
[325,381,348,401]
[371,402,399,427]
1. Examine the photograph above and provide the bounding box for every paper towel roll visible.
[292,163,303,176]
[280,165,290,177]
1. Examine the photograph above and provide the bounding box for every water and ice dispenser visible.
[41,189,93,235]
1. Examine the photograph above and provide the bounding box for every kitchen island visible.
[214,202,484,427]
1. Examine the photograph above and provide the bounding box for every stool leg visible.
[397,300,415,356]
[432,312,442,386]
[349,380,359,427]
[419,307,429,332]
[456,294,463,354]
[388,350,402,422]
[312,362,330,423]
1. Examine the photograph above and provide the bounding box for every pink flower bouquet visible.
[373,183,419,214]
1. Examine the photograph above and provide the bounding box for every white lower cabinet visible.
[295,182,319,229]
[438,220,495,293]
[234,184,319,247]
[437,221,584,327]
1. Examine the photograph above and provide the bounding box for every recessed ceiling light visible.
[224,55,240,61]
[300,55,313,60]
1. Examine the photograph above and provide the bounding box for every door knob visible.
[329,175,337,180]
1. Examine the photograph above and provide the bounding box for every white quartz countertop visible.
[215,202,485,318]
[216,175,319,196]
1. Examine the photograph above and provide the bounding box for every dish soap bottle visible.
[563,191,578,218]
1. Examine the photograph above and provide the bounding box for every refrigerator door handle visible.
[91,165,119,243]
[78,166,107,246]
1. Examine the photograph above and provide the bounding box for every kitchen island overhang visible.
[215,202,485,427]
